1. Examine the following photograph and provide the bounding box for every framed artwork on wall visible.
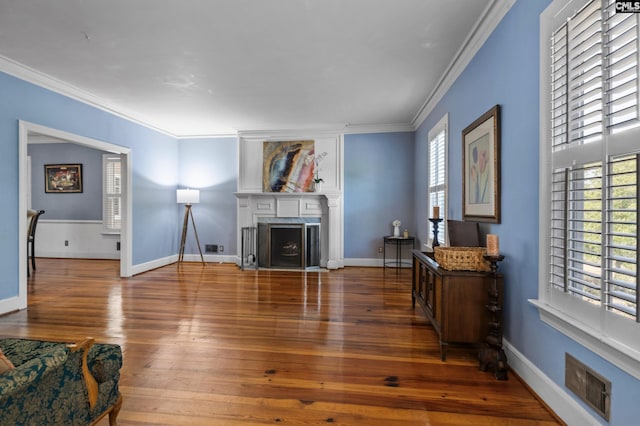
[262,140,315,192]
[462,105,501,223]
[44,164,83,193]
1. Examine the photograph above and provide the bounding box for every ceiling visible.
[0,0,507,137]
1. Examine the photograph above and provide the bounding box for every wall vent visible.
[565,353,611,421]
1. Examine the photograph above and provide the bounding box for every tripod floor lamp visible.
[177,188,204,265]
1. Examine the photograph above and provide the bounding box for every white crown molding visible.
[177,133,239,140]
[0,54,177,138]
[341,122,415,135]
[238,127,341,140]
[238,122,415,139]
[412,0,516,129]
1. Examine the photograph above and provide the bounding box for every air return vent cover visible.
[565,353,611,421]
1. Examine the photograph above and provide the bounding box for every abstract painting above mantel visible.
[263,140,315,192]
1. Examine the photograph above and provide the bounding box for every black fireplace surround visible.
[257,218,320,269]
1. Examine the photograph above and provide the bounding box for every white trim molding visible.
[412,0,516,128]
[504,338,600,426]
[530,298,640,380]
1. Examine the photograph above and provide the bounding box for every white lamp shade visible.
[176,189,200,204]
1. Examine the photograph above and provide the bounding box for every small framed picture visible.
[462,105,501,223]
[44,164,83,193]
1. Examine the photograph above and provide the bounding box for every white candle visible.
[486,234,499,256]
[432,206,440,219]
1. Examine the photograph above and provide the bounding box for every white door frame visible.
[18,121,133,308]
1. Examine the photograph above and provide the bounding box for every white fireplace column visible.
[323,192,343,269]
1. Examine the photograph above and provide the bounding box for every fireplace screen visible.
[258,222,320,269]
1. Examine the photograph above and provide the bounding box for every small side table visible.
[383,236,415,268]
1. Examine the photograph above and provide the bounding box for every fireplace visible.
[235,192,343,269]
[257,218,320,269]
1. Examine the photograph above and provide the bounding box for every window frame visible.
[537,0,640,380]
[102,153,122,235]
[428,114,448,245]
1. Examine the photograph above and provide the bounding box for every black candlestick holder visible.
[428,218,443,247]
[479,254,507,380]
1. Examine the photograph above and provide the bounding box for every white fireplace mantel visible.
[235,192,344,269]
[236,133,344,269]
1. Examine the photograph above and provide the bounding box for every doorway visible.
[18,121,132,309]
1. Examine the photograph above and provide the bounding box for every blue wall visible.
[177,137,239,255]
[415,0,639,423]
[0,70,179,296]
[28,143,105,220]
[344,132,415,258]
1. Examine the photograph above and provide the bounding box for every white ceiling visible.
[0,0,508,137]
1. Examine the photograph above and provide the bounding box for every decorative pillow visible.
[0,348,15,374]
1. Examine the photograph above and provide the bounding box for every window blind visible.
[550,163,603,304]
[605,2,640,133]
[103,155,122,233]
[549,0,640,321]
[606,154,638,319]
[428,124,446,243]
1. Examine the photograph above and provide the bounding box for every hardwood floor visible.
[1,259,561,425]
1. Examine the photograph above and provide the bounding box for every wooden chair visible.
[27,209,45,276]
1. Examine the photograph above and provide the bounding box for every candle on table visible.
[486,234,499,256]
[432,206,440,219]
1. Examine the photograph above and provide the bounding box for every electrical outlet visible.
[219,245,224,253]
[64,240,69,247]
[116,241,120,251]
[378,247,383,253]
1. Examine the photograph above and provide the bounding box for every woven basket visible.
[433,247,491,272]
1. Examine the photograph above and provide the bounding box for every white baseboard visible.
[130,254,236,275]
[131,255,177,275]
[201,254,236,264]
[503,339,599,426]
[38,251,119,260]
[0,296,25,316]
[134,256,390,269]
[344,257,411,268]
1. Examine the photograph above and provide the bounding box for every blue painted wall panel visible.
[344,132,415,258]
[178,137,239,255]
[28,143,104,220]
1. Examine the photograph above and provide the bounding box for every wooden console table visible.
[411,250,502,361]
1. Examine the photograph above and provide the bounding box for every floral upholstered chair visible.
[0,337,123,425]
